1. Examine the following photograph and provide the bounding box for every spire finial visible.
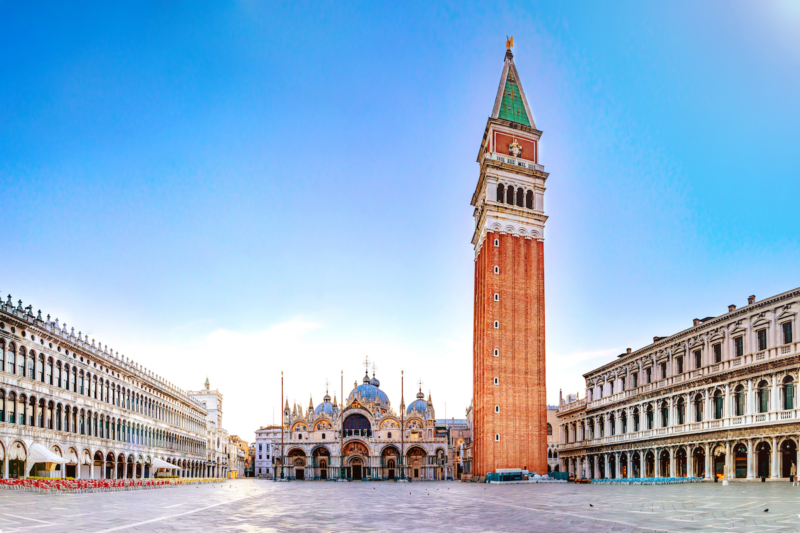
[506,36,514,51]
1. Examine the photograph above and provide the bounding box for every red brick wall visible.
[493,132,537,162]
[473,232,547,476]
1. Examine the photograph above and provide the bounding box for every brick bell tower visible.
[471,41,549,477]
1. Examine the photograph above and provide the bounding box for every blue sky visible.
[2,1,799,439]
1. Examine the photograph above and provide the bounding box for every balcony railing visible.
[583,341,799,411]
[558,408,800,452]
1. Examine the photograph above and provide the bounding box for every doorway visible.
[352,463,362,481]
[295,468,304,480]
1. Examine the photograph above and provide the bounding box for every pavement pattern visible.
[3,479,800,532]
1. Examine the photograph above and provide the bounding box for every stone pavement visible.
[3,479,800,532]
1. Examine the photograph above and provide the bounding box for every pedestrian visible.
[791,462,797,486]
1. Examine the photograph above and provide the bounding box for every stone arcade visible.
[558,288,800,482]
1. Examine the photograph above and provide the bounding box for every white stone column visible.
[594,456,599,479]
[687,447,694,477]
[772,375,779,414]
[747,440,754,479]
[704,445,712,480]
[771,437,779,478]
[627,454,632,479]
[639,451,645,478]
[670,448,676,477]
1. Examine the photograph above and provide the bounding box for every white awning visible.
[27,443,68,474]
[152,458,182,470]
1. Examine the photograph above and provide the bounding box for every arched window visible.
[735,385,745,416]
[646,405,654,429]
[496,183,505,203]
[516,188,524,207]
[0,340,4,371]
[37,354,44,382]
[676,398,685,425]
[18,347,26,376]
[27,351,35,379]
[46,358,53,385]
[660,401,669,427]
[758,381,770,413]
[547,423,552,436]
[714,390,724,419]
[6,343,15,374]
[506,186,514,204]
[784,376,794,410]
[525,190,533,209]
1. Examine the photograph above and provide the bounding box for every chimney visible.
[748,295,756,305]
[559,389,563,403]
[693,318,700,327]
[627,348,632,354]
[728,304,737,312]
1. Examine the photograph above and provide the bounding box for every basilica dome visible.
[406,389,428,415]
[314,393,335,416]
[348,372,390,407]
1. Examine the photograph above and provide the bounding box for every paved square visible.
[3,479,800,532]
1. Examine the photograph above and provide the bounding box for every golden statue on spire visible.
[506,36,514,51]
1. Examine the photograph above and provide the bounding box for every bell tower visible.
[471,41,549,476]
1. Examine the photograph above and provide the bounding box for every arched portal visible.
[659,450,670,477]
[287,448,306,481]
[756,441,771,479]
[781,439,797,478]
[312,447,330,481]
[381,446,400,481]
[734,443,747,478]
[644,451,655,478]
[407,446,426,480]
[713,444,726,480]
[693,446,706,478]
[675,448,687,477]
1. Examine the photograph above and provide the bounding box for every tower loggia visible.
[471,44,549,476]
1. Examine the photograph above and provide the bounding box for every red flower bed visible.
[0,478,225,494]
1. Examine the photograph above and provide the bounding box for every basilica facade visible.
[557,288,799,481]
[262,368,450,481]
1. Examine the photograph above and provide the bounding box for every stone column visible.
[725,442,731,480]
[724,384,731,423]
[704,445,712,480]
[772,375,779,415]
[670,448,676,477]
[627,454,632,479]
[594,456,599,479]
[771,436,779,478]
[640,451,645,478]
[615,453,621,479]
[4,458,8,479]
[687,447,694,478]
[747,440,754,479]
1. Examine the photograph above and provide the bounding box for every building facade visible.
[188,379,228,478]
[546,404,559,473]
[254,425,281,478]
[228,435,248,479]
[471,43,549,477]
[0,294,209,479]
[557,289,800,481]
[262,367,451,481]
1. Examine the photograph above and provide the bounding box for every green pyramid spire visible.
[491,49,535,129]
[498,69,530,126]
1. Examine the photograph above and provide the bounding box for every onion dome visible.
[407,388,427,415]
[314,391,335,416]
[348,371,390,407]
